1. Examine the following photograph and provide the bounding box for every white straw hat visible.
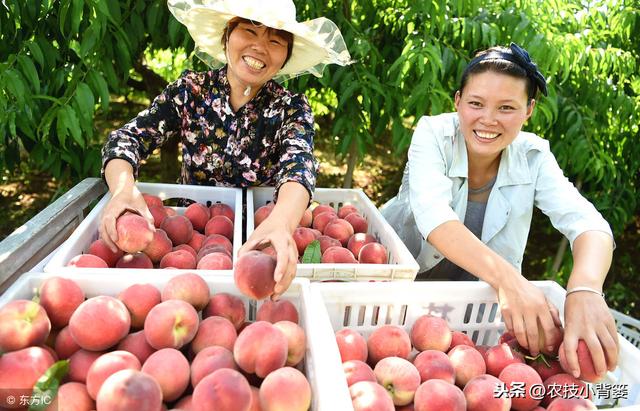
[167,0,353,81]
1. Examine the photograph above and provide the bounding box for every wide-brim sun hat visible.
[167,0,353,81]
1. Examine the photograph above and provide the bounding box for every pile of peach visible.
[0,273,311,411]
[337,314,600,411]
[255,201,390,264]
[67,193,235,270]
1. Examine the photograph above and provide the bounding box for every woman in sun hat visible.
[99,0,352,299]
[382,44,618,378]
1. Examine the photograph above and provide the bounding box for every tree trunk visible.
[342,138,358,188]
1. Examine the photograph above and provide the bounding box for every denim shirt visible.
[381,112,613,273]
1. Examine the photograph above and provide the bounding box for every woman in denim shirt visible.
[383,44,617,379]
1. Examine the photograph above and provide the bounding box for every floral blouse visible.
[101,66,318,200]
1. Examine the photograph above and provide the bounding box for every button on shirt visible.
[381,113,613,274]
[101,67,318,199]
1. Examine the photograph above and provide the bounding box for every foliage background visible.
[0,0,638,316]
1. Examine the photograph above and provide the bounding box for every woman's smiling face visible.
[455,71,535,162]
[226,20,289,88]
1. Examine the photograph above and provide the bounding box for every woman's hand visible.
[562,292,619,378]
[495,271,561,356]
[239,213,298,301]
[99,185,154,253]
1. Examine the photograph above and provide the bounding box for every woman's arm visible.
[563,231,618,378]
[428,220,560,356]
[239,182,309,300]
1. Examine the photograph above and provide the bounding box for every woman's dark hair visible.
[459,46,539,102]
[221,17,294,68]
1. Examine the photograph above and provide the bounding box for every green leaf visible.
[74,82,95,113]
[87,70,110,112]
[26,41,44,68]
[63,106,84,147]
[70,0,84,35]
[59,0,71,36]
[4,69,26,105]
[80,23,99,57]
[17,55,40,92]
[302,240,321,264]
[28,360,69,411]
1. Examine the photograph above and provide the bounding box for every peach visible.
[161,273,210,311]
[273,320,306,366]
[142,229,173,263]
[343,360,376,387]
[117,283,161,329]
[450,331,475,349]
[338,204,359,219]
[262,245,277,257]
[165,206,177,216]
[349,380,395,411]
[161,215,194,245]
[191,368,251,411]
[358,242,388,264]
[69,296,130,351]
[87,238,124,267]
[448,345,486,387]
[256,299,299,324]
[188,231,205,252]
[209,202,235,221]
[374,356,421,406]
[142,193,163,208]
[116,252,153,269]
[197,251,233,270]
[542,373,590,407]
[347,233,376,259]
[367,325,411,365]
[144,299,199,350]
[197,245,233,262]
[116,212,154,253]
[233,321,288,378]
[411,315,452,352]
[142,348,190,402]
[55,326,81,359]
[292,227,316,255]
[117,330,156,364]
[159,249,196,269]
[86,351,141,400]
[191,316,237,354]
[537,324,564,356]
[310,228,322,238]
[254,203,275,227]
[298,207,313,228]
[204,215,234,240]
[546,397,597,410]
[312,204,335,219]
[0,346,55,409]
[67,253,109,268]
[498,363,543,411]
[68,349,104,383]
[318,235,342,253]
[39,276,85,329]
[45,382,95,411]
[234,251,276,300]
[344,212,368,234]
[336,328,368,363]
[324,218,355,246]
[203,293,246,330]
[96,369,163,411]
[321,246,358,263]
[190,346,237,388]
[149,204,168,228]
[413,350,455,384]
[463,374,511,411]
[483,343,525,377]
[248,386,261,411]
[202,233,233,254]
[414,379,466,411]
[558,340,601,383]
[312,210,337,233]
[259,367,311,411]
[174,243,197,259]
[530,357,563,381]
[184,203,210,232]
[173,395,194,411]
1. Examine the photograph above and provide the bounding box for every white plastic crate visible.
[310,280,640,410]
[43,182,242,276]
[0,272,351,411]
[247,187,419,281]
[613,309,640,349]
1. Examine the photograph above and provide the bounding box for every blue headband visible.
[467,43,548,97]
